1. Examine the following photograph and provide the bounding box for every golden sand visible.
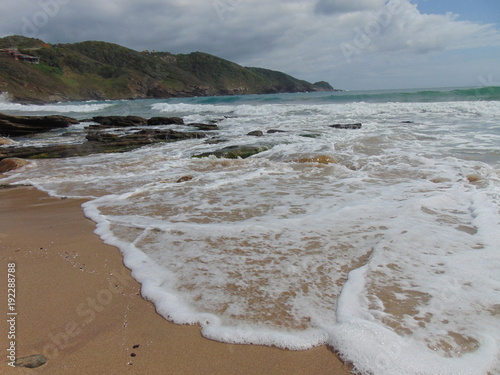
[0,186,352,375]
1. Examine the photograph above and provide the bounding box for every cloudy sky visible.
[1,0,499,90]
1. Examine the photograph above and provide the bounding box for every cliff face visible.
[0,36,335,103]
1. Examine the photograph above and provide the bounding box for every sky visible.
[1,0,499,90]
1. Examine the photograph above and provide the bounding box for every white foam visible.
[329,319,498,375]
[0,94,113,113]
[151,100,500,120]
[2,96,499,374]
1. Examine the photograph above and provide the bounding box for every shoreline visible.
[0,185,352,374]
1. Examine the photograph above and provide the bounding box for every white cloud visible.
[314,0,386,15]
[0,0,499,89]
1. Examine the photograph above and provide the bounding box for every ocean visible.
[1,87,500,375]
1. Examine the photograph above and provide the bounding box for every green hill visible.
[0,36,335,103]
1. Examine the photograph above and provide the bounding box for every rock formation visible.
[0,113,79,137]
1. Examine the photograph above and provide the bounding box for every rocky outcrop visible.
[0,112,364,164]
[0,113,79,137]
[187,123,219,131]
[247,130,264,137]
[193,144,271,159]
[88,117,218,131]
[329,123,362,129]
[147,117,184,125]
[0,128,208,160]
[86,129,207,144]
[176,175,194,183]
[0,157,30,173]
[91,116,148,127]
[0,143,108,159]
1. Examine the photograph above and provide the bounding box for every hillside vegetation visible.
[0,36,335,103]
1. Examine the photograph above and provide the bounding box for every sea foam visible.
[0,94,113,114]
[2,93,499,375]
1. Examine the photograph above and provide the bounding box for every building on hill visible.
[0,48,40,64]
[18,54,40,64]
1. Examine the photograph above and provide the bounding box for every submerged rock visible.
[147,117,184,125]
[187,123,220,131]
[329,123,362,129]
[193,144,271,159]
[0,157,30,173]
[91,116,148,127]
[176,175,194,183]
[205,137,229,144]
[86,128,206,143]
[247,130,264,137]
[15,354,47,368]
[296,155,339,164]
[0,113,79,137]
[299,133,321,138]
[0,129,207,160]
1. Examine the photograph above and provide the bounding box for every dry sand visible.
[0,186,353,375]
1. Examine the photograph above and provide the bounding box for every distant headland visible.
[0,35,338,104]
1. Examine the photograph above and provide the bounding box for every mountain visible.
[0,36,336,103]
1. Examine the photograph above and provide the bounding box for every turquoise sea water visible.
[1,87,500,375]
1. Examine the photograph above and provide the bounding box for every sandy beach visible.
[0,185,353,375]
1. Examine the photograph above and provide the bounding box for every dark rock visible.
[85,133,120,143]
[86,129,206,144]
[176,175,194,183]
[157,129,206,141]
[0,113,79,137]
[0,129,206,160]
[247,130,264,137]
[92,116,148,127]
[193,145,271,159]
[187,123,219,131]
[0,143,109,159]
[15,354,47,368]
[205,138,229,144]
[0,157,30,173]
[208,118,225,124]
[267,129,287,134]
[147,117,184,125]
[299,133,321,138]
[329,123,362,129]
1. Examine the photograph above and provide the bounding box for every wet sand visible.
[0,186,353,375]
